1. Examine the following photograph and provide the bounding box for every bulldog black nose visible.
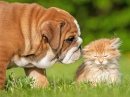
[79,46,82,50]
[78,46,82,54]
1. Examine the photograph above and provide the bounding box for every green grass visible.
[0,54,130,97]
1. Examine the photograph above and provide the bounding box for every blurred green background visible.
[5,0,130,54]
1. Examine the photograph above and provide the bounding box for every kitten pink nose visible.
[99,61,103,64]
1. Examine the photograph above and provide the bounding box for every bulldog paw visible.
[24,67,49,88]
[34,76,49,88]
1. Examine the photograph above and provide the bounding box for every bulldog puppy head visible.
[13,6,83,69]
[40,7,82,64]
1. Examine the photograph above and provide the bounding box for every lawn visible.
[0,54,130,97]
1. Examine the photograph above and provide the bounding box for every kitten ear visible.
[110,38,121,48]
[83,46,89,52]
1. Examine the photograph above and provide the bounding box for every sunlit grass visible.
[0,55,130,97]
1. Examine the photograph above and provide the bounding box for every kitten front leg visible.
[75,63,86,83]
[109,72,121,84]
[24,67,49,88]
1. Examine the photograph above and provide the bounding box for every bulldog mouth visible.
[57,47,81,64]
[57,61,63,64]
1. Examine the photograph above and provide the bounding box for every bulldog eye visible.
[66,37,75,44]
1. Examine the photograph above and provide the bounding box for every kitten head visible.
[83,38,121,66]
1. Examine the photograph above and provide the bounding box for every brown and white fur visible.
[75,38,121,86]
[0,1,82,89]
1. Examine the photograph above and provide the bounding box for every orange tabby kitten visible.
[75,38,121,86]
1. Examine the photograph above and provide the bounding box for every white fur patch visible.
[74,19,81,36]
[85,61,92,65]
[32,49,57,68]
[83,62,121,84]
[14,58,31,67]
[13,48,57,69]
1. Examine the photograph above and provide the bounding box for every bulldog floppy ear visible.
[41,20,65,51]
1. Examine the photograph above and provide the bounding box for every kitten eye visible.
[104,55,108,57]
[94,55,98,57]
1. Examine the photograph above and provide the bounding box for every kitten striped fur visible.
[75,38,121,86]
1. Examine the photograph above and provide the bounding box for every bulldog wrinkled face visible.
[58,19,82,64]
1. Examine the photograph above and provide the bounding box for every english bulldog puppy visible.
[0,1,82,89]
